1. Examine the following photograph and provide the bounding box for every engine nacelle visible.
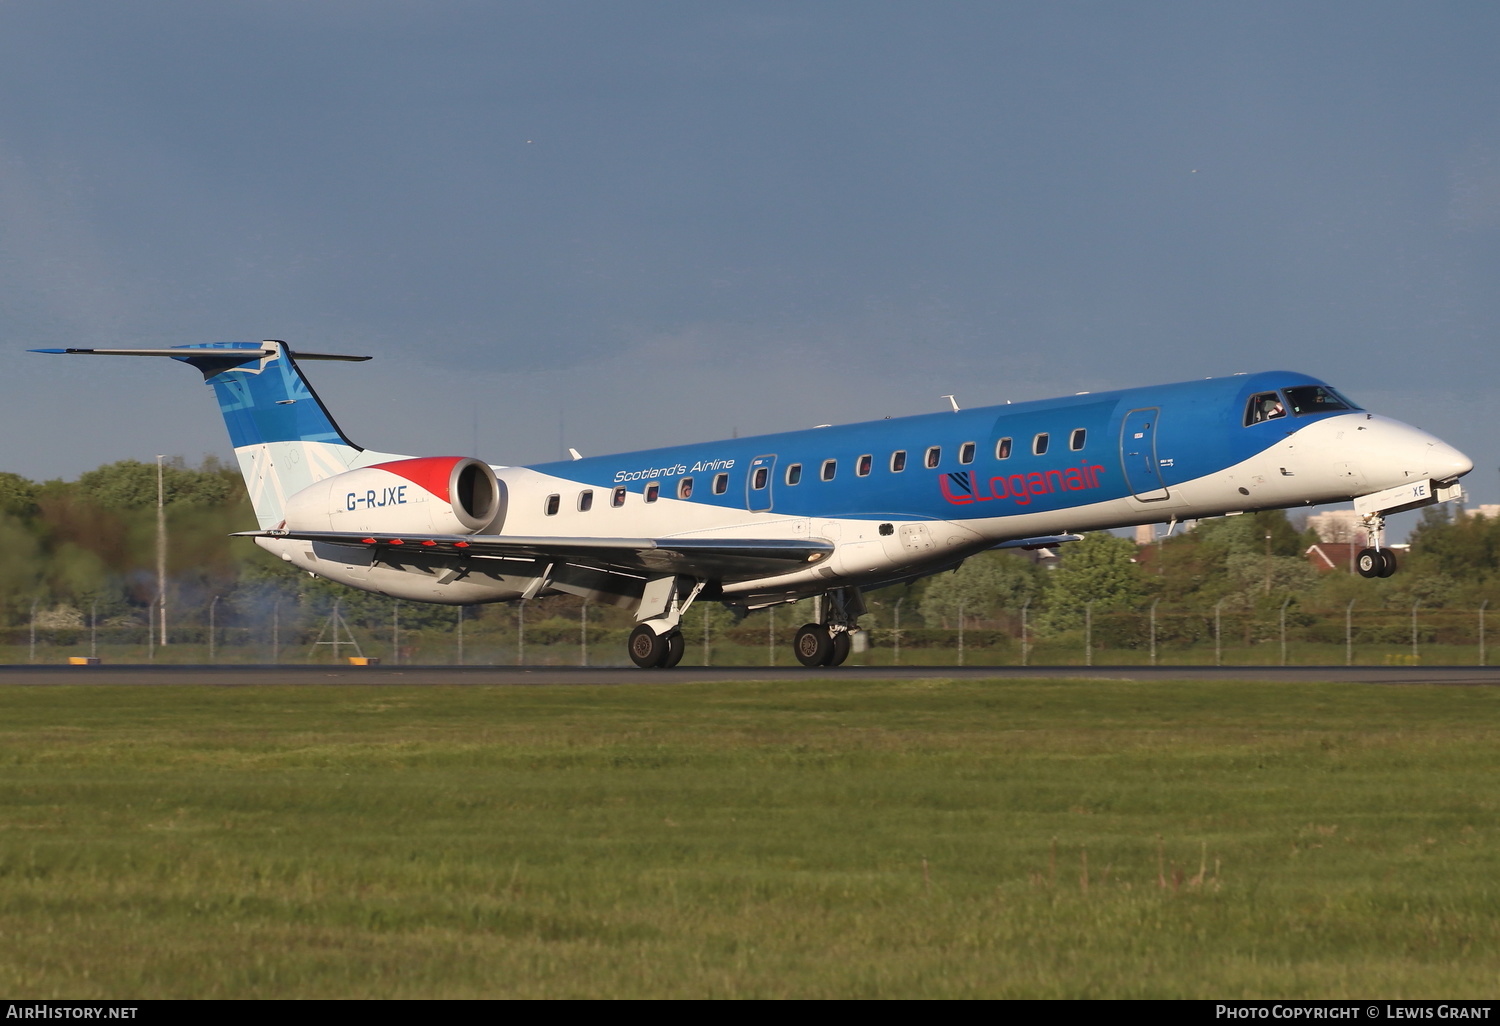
[283,456,504,536]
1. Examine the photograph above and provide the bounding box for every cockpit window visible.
[1245,391,1286,425]
[1283,385,1359,416]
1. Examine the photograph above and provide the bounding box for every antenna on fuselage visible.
[941,395,960,412]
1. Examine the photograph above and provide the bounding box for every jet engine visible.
[282,456,504,536]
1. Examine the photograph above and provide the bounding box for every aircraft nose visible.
[1363,417,1473,484]
[1433,439,1474,481]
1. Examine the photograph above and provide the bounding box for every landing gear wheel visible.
[1356,548,1383,578]
[1378,548,1399,578]
[828,631,852,667]
[794,623,833,667]
[628,624,667,668]
[660,630,686,668]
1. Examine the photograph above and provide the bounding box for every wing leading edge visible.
[235,530,834,580]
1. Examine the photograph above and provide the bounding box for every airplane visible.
[34,341,1473,667]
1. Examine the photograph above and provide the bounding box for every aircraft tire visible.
[1378,548,1399,577]
[660,630,686,669]
[793,623,833,667]
[628,624,667,668]
[828,631,852,667]
[1355,548,1383,578]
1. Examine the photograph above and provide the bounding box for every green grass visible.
[1,678,1498,997]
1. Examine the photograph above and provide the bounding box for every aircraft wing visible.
[234,530,834,580]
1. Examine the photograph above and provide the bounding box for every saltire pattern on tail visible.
[32,341,408,528]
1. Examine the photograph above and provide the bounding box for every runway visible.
[3,664,1500,686]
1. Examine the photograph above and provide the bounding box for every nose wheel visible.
[1355,512,1398,578]
[1356,547,1397,578]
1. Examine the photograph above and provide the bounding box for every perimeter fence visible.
[2,604,1493,667]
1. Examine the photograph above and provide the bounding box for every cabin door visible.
[746,454,776,512]
[1120,408,1169,501]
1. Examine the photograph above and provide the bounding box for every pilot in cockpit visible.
[1246,391,1286,425]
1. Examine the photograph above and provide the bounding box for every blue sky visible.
[4,1,1498,515]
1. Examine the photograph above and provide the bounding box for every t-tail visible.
[31,340,408,528]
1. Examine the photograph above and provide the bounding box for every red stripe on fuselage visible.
[367,456,465,502]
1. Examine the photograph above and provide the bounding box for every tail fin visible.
[33,340,408,528]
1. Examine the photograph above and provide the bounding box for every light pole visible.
[155,455,168,646]
[209,595,220,662]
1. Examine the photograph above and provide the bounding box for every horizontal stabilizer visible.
[237,529,835,581]
[30,346,370,362]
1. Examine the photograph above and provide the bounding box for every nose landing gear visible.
[1351,479,1466,580]
[1355,512,1398,578]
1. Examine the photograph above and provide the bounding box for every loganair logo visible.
[940,464,1106,507]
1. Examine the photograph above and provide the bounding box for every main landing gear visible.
[792,587,865,668]
[628,623,686,668]
[627,575,704,669]
[1354,512,1398,579]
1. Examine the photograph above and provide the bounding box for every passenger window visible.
[786,463,802,486]
[857,454,872,476]
[959,442,975,465]
[752,467,768,490]
[577,490,594,512]
[925,446,941,469]
[645,482,660,503]
[1033,433,1049,456]
[1070,428,1086,451]
[821,459,837,482]
[891,450,907,472]
[678,478,693,499]
[544,494,560,516]
[612,486,627,508]
[1245,391,1286,425]
[712,473,728,495]
[996,437,1012,460]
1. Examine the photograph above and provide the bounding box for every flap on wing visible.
[991,534,1084,551]
[235,530,834,580]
